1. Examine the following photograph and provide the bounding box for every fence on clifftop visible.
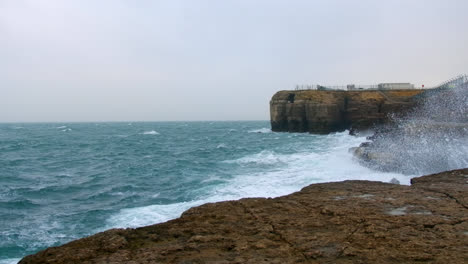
[433,74,468,90]
[294,74,468,91]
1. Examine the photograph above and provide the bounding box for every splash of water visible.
[356,82,468,175]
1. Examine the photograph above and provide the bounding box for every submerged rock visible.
[389,178,400,184]
[20,168,468,264]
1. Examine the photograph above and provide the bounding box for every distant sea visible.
[0,121,409,263]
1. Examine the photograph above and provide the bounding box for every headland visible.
[270,75,467,134]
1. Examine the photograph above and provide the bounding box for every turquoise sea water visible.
[0,121,409,263]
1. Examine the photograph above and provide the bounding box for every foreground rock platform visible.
[20,169,468,264]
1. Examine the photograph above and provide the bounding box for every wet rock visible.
[389,178,400,184]
[20,168,468,264]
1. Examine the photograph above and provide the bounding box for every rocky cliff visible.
[20,168,468,264]
[270,89,425,133]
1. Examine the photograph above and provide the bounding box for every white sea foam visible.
[105,131,411,230]
[0,258,20,264]
[106,202,199,228]
[56,126,67,129]
[248,128,272,133]
[1,218,72,263]
[224,150,291,165]
[61,128,72,132]
[142,130,159,135]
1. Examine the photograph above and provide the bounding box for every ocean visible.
[0,121,410,263]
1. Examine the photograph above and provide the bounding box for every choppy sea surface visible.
[0,121,410,263]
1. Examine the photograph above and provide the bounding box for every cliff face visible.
[270,89,425,133]
[20,168,468,264]
[351,84,468,175]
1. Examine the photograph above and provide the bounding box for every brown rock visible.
[20,169,468,264]
[270,89,424,133]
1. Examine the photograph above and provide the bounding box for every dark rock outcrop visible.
[20,168,468,264]
[270,89,425,133]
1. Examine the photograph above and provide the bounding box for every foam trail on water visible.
[105,131,409,229]
[223,150,289,165]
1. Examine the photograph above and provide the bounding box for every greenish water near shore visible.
[0,121,408,263]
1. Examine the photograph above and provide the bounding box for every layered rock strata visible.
[270,89,424,133]
[20,168,468,264]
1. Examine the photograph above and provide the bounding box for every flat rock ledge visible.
[20,169,468,264]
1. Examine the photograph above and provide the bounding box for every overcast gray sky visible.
[1,0,467,122]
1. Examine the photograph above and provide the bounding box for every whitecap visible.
[56,126,67,129]
[223,150,290,165]
[105,131,412,230]
[248,128,272,133]
[216,143,227,149]
[105,201,199,228]
[142,130,159,135]
[61,128,72,132]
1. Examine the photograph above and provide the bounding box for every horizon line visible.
[0,119,269,124]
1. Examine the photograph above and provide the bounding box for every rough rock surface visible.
[20,169,468,264]
[270,89,424,133]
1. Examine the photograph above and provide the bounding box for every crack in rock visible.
[238,201,308,261]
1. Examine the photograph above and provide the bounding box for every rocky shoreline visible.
[19,84,468,263]
[20,168,468,263]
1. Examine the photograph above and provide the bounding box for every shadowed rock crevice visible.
[239,200,309,261]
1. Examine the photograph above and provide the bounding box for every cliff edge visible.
[20,168,468,264]
[270,89,425,133]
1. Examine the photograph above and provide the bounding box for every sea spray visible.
[355,82,468,174]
